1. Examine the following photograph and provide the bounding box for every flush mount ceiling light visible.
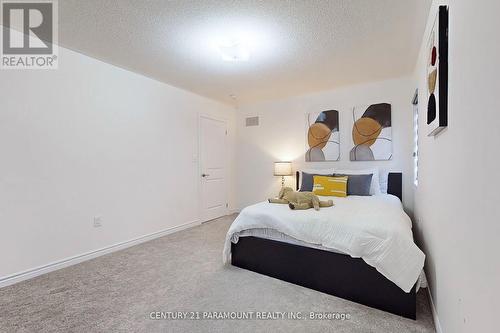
[217,40,250,62]
[175,18,282,68]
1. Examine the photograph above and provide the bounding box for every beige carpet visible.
[0,215,435,333]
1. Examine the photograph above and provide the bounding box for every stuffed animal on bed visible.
[268,187,334,211]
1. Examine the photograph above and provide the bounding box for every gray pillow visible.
[299,172,333,192]
[334,174,373,196]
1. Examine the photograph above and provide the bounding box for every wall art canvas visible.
[305,110,340,162]
[426,5,448,136]
[350,103,392,161]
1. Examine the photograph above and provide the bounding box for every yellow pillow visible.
[313,175,348,197]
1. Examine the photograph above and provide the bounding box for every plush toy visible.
[268,187,334,211]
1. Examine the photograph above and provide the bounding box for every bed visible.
[223,172,425,319]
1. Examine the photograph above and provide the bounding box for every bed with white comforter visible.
[223,194,425,293]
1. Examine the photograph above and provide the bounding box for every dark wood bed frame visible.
[231,172,417,319]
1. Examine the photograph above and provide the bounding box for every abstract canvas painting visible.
[426,5,448,136]
[350,103,392,161]
[305,110,340,162]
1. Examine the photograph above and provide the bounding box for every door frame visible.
[198,113,229,222]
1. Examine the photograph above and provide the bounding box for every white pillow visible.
[300,168,334,175]
[378,170,389,194]
[334,168,382,195]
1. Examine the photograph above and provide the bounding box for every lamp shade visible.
[274,162,292,176]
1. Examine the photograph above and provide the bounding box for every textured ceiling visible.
[59,0,431,106]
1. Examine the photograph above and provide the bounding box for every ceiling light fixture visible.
[217,40,250,62]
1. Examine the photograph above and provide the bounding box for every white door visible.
[200,115,228,222]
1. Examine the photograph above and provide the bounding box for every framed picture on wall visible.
[305,110,340,162]
[426,5,449,136]
[349,103,392,161]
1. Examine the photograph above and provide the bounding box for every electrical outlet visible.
[93,216,102,228]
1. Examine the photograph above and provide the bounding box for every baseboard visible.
[425,271,443,333]
[0,219,201,289]
[228,208,240,214]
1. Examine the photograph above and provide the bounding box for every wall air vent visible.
[245,116,259,127]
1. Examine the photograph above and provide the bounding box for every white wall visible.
[413,1,500,332]
[236,77,416,213]
[0,43,235,279]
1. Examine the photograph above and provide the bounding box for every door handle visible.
[202,173,210,177]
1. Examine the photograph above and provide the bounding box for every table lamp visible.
[274,162,292,188]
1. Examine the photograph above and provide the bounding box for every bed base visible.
[231,172,417,319]
[231,237,416,319]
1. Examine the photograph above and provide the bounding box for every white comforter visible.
[223,194,425,292]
